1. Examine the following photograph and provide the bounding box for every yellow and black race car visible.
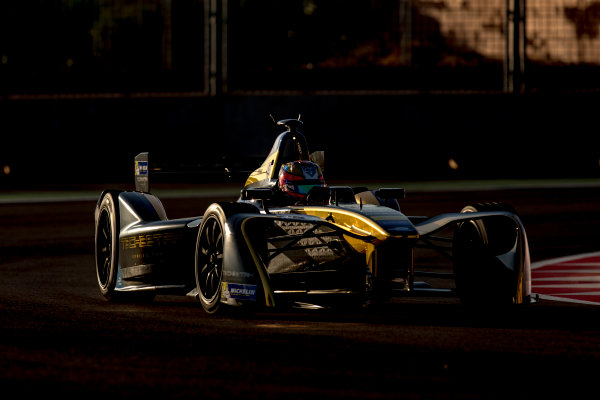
[95,117,532,313]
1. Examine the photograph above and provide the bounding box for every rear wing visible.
[133,151,258,191]
[134,152,149,193]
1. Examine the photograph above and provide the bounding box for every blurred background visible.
[1,0,599,186]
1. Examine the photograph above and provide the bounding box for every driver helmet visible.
[278,160,325,200]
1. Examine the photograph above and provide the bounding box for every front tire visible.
[195,205,227,313]
[453,202,518,307]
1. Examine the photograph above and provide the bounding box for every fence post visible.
[505,0,526,94]
[209,0,227,96]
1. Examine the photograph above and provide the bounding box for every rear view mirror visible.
[374,188,405,200]
[310,151,325,174]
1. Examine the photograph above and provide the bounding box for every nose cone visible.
[375,216,419,238]
[350,203,419,239]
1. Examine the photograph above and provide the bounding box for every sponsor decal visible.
[116,265,124,289]
[135,161,148,176]
[120,232,181,250]
[223,270,255,279]
[269,220,341,262]
[266,163,272,178]
[222,282,257,301]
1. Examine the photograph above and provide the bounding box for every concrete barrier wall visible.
[1,93,597,185]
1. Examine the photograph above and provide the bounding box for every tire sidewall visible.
[195,203,228,313]
[95,192,120,300]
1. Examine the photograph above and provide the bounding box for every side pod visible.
[116,191,199,292]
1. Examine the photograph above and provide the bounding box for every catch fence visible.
[1,0,599,96]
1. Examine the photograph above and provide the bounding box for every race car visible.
[95,117,532,313]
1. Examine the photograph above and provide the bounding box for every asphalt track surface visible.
[2,185,600,399]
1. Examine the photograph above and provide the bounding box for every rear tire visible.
[95,191,156,302]
[95,192,120,301]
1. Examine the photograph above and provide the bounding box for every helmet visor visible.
[296,184,319,195]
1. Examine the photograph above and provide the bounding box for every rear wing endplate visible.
[135,152,149,193]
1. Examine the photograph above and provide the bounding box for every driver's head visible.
[278,160,325,200]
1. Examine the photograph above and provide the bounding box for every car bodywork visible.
[95,118,532,313]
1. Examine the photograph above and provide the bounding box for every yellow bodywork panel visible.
[245,151,278,187]
[290,205,418,277]
[238,204,418,307]
[244,130,312,188]
[292,207,387,240]
[291,205,418,242]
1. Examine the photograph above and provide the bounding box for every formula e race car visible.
[95,117,532,313]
